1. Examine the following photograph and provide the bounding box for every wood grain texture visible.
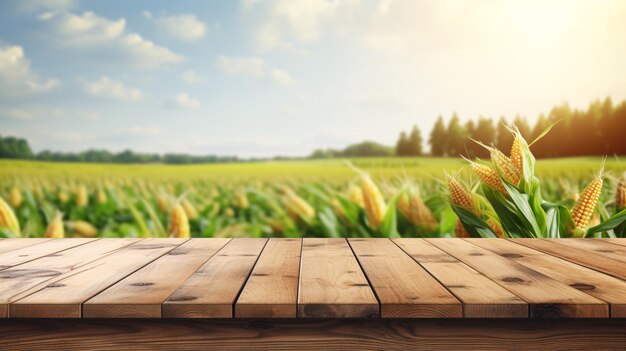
[298,238,378,318]
[10,239,184,318]
[84,238,230,318]
[349,238,461,318]
[2,319,626,351]
[0,238,96,271]
[0,238,49,254]
[597,238,626,247]
[163,238,268,318]
[550,239,626,263]
[470,239,626,317]
[426,239,608,318]
[236,238,301,318]
[0,238,137,318]
[512,239,626,280]
[394,239,528,318]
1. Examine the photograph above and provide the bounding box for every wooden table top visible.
[0,237,625,319]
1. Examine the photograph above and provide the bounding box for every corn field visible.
[1,129,625,239]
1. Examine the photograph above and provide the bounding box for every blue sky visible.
[1,0,625,157]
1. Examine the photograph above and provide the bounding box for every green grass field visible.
[1,157,623,183]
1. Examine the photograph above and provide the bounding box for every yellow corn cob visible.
[330,198,346,219]
[182,199,198,220]
[96,189,107,204]
[397,189,437,230]
[348,185,364,206]
[283,189,315,222]
[360,174,386,229]
[446,175,474,209]
[70,220,98,237]
[235,192,249,209]
[491,148,520,185]
[0,196,20,235]
[45,212,64,238]
[470,161,507,193]
[224,207,235,217]
[156,193,169,213]
[571,176,603,229]
[168,203,190,238]
[9,187,22,208]
[455,218,469,238]
[510,136,523,173]
[76,185,88,207]
[487,218,505,238]
[617,173,626,210]
[58,190,69,204]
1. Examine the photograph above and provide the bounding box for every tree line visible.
[395,97,626,158]
[0,137,240,164]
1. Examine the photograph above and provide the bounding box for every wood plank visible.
[597,238,626,247]
[394,238,528,318]
[235,238,301,318]
[426,238,608,318]
[2,319,626,351]
[0,238,49,254]
[0,238,96,271]
[512,239,626,280]
[83,238,230,318]
[298,238,378,318]
[470,239,626,318]
[0,238,137,318]
[162,238,268,318]
[10,238,185,318]
[549,239,626,263]
[349,238,461,318]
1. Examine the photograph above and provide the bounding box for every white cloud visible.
[181,70,204,84]
[83,76,143,101]
[142,11,153,19]
[217,55,265,76]
[162,93,201,109]
[217,55,295,86]
[39,11,183,68]
[242,0,359,52]
[155,14,206,42]
[270,68,294,86]
[0,45,59,95]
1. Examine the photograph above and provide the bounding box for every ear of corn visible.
[0,196,20,236]
[397,187,437,230]
[360,174,386,229]
[168,203,190,238]
[455,218,469,238]
[469,161,507,193]
[571,175,603,230]
[490,147,520,185]
[446,174,474,209]
[96,189,108,204]
[70,220,98,237]
[76,185,88,207]
[9,187,22,208]
[510,136,523,173]
[45,212,64,238]
[348,185,364,206]
[182,199,198,220]
[283,188,315,222]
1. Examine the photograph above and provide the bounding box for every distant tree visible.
[446,113,466,157]
[429,116,447,157]
[495,117,513,152]
[408,125,423,156]
[473,117,495,158]
[395,132,410,156]
[464,120,478,158]
[343,141,393,157]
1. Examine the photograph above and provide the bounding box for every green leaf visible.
[378,192,402,238]
[451,205,497,238]
[503,182,542,236]
[529,120,561,146]
[586,208,626,237]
